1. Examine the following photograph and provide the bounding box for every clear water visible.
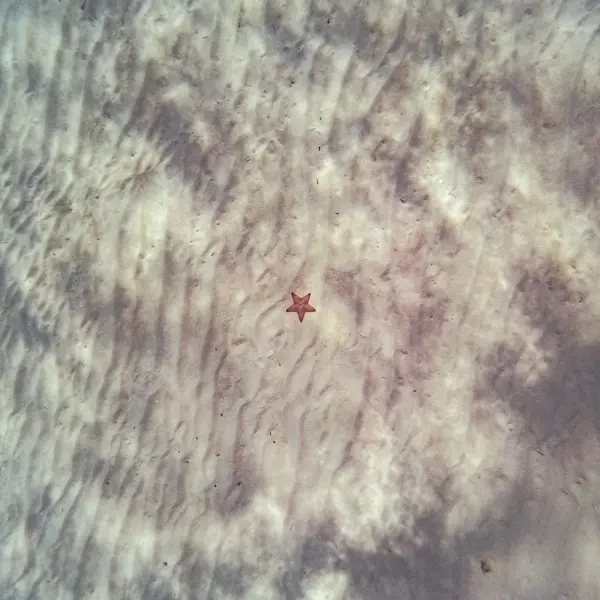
[0,1,598,599]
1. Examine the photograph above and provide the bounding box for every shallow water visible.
[0,1,599,599]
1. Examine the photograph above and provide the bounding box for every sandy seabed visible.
[0,0,600,599]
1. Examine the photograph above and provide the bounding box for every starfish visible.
[286,292,316,322]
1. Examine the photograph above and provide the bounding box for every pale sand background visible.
[1,0,600,599]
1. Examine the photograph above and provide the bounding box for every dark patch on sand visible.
[476,254,598,454]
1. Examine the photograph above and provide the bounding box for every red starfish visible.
[286,292,316,322]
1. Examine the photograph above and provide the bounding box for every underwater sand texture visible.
[1,0,600,598]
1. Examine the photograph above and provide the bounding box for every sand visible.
[0,0,599,599]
